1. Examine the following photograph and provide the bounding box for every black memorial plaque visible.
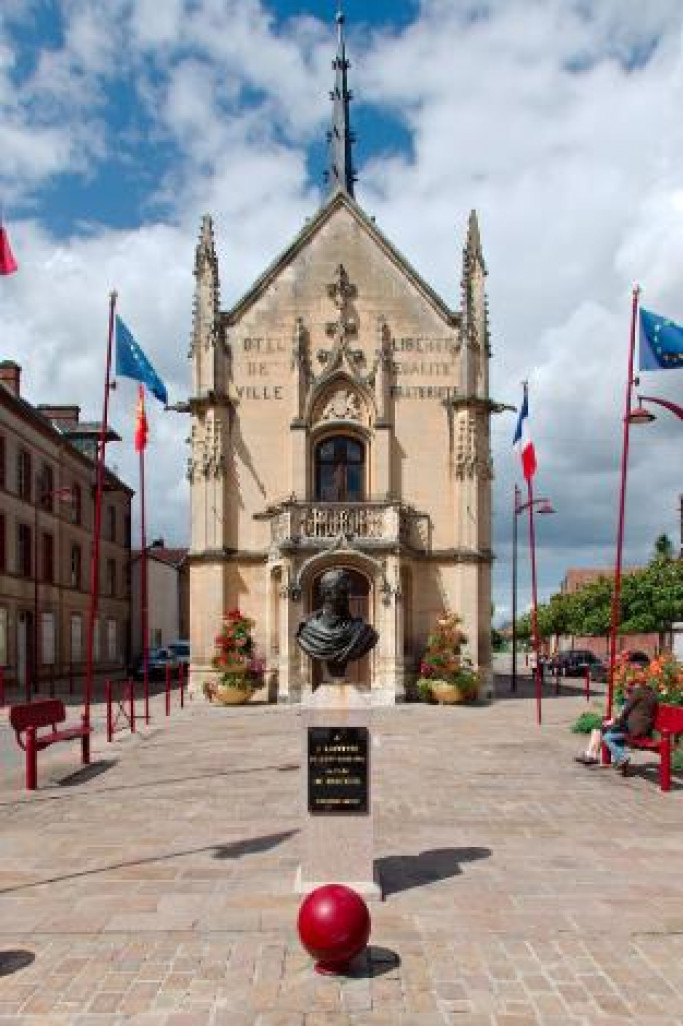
[308,726,369,815]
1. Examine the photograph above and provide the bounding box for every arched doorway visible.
[314,435,365,502]
[309,567,372,688]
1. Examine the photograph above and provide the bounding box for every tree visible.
[653,534,675,560]
[621,556,683,646]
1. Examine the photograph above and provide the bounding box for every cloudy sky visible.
[2,0,683,624]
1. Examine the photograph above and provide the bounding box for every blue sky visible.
[2,0,683,624]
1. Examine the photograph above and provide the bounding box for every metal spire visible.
[326,1,356,197]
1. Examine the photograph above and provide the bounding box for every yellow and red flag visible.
[134,384,148,452]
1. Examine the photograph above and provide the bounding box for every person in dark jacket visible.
[576,680,658,772]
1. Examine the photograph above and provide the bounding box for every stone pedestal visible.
[296,684,381,900]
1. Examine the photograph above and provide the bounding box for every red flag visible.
[0,226,18,275]
[134,385,148,452]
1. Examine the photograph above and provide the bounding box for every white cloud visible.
[2,0,683,617]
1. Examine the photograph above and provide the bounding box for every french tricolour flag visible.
[513,384,537,481]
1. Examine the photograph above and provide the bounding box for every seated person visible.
[576,678,658,773]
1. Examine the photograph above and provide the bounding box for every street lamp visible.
[607,381,683,718]
[511,484,555,696]
[32,481,73,704]
[628,394,683,426]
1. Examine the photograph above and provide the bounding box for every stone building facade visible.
[187,13,498,704]
[0,361,133,692]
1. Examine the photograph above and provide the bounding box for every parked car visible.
[132,647,178,680]
[168,640,190,666]
[590,649,651,683]
[548,649,605,678]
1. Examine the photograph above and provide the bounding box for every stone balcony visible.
[264,500,429,553]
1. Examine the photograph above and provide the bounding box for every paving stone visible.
[1,684,682,1024]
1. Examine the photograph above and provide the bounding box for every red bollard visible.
[585,667,590,703]
[106,681,113,742]
[165,663,171,717]
[129,679,136,734]
[81,714,91,765]
[179,662,185,708]
[26,725,38,790]
[0,665,5,708]
[660,732,672,792]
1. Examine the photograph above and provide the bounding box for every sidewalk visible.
[1,682,682,1025]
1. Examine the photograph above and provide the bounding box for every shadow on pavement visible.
[376,846,492,897]
[496,675,606,702]
[0,950,35,977]
[213,830,299,859]
[0,830,300,895]
[347,945,401,978]
[58,759,118,787]
[626,763,683,792]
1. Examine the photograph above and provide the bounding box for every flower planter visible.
[430,681,468,705]
[210,684,254,706]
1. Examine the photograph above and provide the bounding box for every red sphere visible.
[297,884,371,974]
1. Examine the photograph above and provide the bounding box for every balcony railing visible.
[268,501,428,551]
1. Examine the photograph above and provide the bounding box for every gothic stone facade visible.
[188,190,493,704]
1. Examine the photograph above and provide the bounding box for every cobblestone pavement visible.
[1,680,682,1025]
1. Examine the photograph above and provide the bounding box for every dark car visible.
[168,640,190,666]
[590,649,651,683]
[133,647,178,680]
[548,649,604,678]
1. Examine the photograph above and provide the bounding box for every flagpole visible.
[84,290,117,736]
[606,284,640,719]
[526,475,542,726]
[140,406,150,726]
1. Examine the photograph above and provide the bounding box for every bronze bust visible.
[296,568,378,685]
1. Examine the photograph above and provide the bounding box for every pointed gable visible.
[224,190,458,329]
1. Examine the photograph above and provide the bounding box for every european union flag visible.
[115,316,168,405]
[639,308,683,371]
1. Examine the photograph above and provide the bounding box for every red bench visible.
[9,699,91,791]
[602,704,683,792]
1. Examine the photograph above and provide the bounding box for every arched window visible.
[315,435,365,502]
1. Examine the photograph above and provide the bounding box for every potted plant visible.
[203,609,264,706]
[417,612,480,705]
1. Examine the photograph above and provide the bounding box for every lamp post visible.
[606,379,683,717]
[32,482,73,703]
[511,485,554,699]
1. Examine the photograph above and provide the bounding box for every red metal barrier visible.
[26,726,37,790]
[106,681,113,742]
[179,663,185,708]
[165,663,171,717]
[129,679,136,733]
[585,667,590,703]
[106,679,135,740]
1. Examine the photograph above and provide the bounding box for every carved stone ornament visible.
[320,390,362,422]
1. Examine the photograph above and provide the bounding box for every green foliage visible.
[672,748,683,773]
[653,534,675,560]
[417,678,435,703]
[571,711,604,734]
[620,556,683,635]
[522,556,683,642]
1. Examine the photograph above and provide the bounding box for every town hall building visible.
[187,11,498,704]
